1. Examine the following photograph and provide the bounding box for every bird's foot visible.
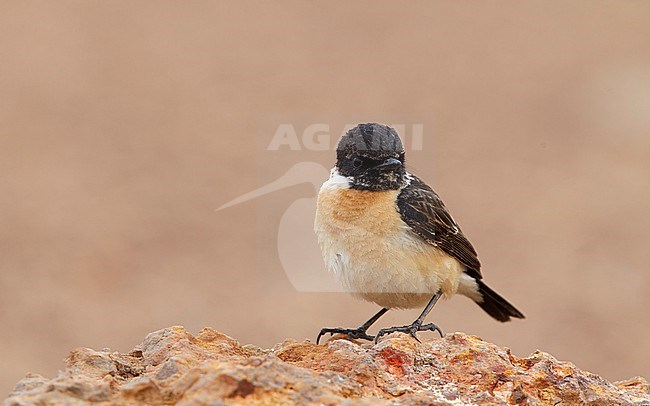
[317,327,375,344]
[375,322,443,343]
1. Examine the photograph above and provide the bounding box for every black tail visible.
[475,280,525,322]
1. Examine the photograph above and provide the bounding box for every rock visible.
[5,327,649,405]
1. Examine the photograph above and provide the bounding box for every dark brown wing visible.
[397,175,482,280]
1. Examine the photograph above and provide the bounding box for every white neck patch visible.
[320,167,351,191]
[403,172,414,187]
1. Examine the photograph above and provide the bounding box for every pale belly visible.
[314,186,463,309]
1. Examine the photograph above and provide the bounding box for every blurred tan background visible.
[1,0,650,396]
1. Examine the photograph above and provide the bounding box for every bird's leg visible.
[375,291,444,343]
[317,308,389,344]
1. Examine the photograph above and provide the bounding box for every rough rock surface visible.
[5,326,649,405]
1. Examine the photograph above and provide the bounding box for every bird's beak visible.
[374,157,402,170]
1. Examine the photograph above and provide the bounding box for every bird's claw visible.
[317,327,375,344]
[374,322,443,343]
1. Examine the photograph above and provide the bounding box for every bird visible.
[314,123,524,344]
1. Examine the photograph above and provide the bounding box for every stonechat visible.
[315,123,524,343]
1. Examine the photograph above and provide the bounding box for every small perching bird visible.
[314,123,524,343]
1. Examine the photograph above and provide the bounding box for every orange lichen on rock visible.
[6,327,649,405]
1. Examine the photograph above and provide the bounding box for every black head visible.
[336,123,406,191]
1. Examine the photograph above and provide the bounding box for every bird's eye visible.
[352,157,363,168]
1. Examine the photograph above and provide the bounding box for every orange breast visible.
[314,185,464,307]
[316,188,404,237]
